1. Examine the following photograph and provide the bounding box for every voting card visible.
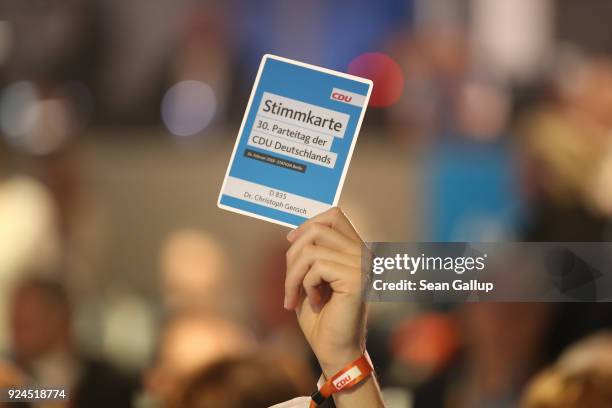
[218,54,373,228]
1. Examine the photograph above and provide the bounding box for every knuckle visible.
[302,244,317,258]
[305,222,324,237]
[330,206,343,218]
[311,259,326,271]
[310,223,324,234]
[302,276,313,290]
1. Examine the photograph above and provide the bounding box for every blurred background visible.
[1,0,612,407]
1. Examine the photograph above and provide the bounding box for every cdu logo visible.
[332,366,362,389]
[330,88,366,107]
[331,91,353,103]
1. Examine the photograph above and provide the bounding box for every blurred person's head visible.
[173,353,312,408]
[522,368,612,408]
[518,55,612,213]
[455,79,512,141]
[159,229,228,311]
[521,331,612,408]
[451,303,555,402]
[569,56,612,217]
[9,277,72,363]
[0,360,31,408]
[460,303,554,373]
[146,313,255,405]
[421,26,469,78]
[390,312,460,379]
[557,331,612,379]
[567,57,612,127]
[0,360,26,388]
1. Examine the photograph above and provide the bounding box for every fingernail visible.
[283,296,289,310]
[286,228,297,241]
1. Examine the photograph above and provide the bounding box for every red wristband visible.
[310,353,373,407]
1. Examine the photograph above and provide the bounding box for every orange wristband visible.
[310,353,373,407]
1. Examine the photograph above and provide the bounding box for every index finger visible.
[287,207,360,243]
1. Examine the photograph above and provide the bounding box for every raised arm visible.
[284,207,385,408]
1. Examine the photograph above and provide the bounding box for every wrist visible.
[318,347,363,378]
